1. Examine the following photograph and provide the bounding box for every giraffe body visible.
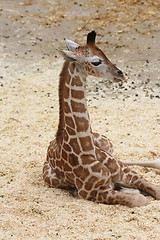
[43,31,160,207]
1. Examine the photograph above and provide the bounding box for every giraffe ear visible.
[87,31,96,44]
[58,49,77,62]
[64,39,79,51]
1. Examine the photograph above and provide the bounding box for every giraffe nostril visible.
[117,70,123,75]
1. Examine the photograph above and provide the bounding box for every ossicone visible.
[87,31,96,44]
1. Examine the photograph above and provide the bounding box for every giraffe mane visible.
[56,61,70,141]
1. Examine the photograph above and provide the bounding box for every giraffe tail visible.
[124,159,160,170]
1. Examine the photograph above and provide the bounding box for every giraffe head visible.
[59,31,126,82]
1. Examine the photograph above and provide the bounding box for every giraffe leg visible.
[117,161,160,200]
[93,132,113,154]
[95,148,160,201]
[43,161,67,188]
[78,179,148,207]
[75,162,148,207]
[96,188,148,207]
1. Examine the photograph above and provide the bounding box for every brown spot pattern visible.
[79,190,88,199]
[65,116,75,129]
[91,162,102,173]
[69,153,79,167]
[107,158,119,174]
[90,190,97,199]
[71,89,84,99]
[66,172,74,183]
[63,142,72,152]
[81,154,95,165]
[71,100,86,113]
[71,76,83,86]
[73,166,89,181]
[59,170,65,178]
[50,159,55,169]
[79,136,94,151]
[66,126,76,135]
[111,173,120,183]
[88,175,99,183]
[74,115,89,132]
[63,131,69,142]
[64,101,71,113]
[96,148,107,162]
[76,178,83,189]
[94,179,106,189]
[62,149,67,160]
[56,159,62,169]
[69,138,81,155]
[124,168,130,174]
[132,176,138,182]
[84,181,93,191]
[63,162,72,172]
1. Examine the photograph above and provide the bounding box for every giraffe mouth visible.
[113,75,127,83]
[113,77,123,82]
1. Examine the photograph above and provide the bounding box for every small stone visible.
[111,234,116,237]
[94,106,99,109]
[150,94,153,99]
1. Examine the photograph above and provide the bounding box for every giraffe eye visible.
[91,60,102,66]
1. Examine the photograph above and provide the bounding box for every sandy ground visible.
[0,0,160,239]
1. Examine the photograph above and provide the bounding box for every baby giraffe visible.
[43,31,160,207]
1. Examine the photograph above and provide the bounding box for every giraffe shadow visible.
[68,187,79,198]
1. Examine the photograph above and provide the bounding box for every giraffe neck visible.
[56,61,95,155]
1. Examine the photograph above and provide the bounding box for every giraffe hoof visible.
[130,194,148,207]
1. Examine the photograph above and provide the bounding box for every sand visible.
[0,1,160,239]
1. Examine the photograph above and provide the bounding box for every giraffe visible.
[43,31,160,207]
